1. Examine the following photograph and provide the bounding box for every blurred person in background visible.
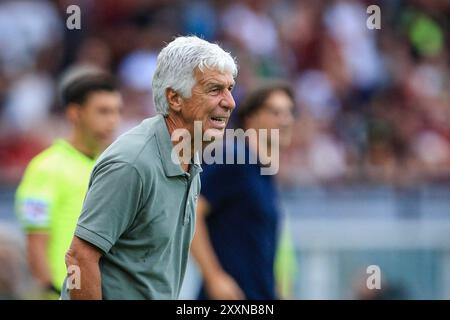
[15,68,122,298]
[191,82,296,300]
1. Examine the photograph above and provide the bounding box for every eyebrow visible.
[205,82,235,89]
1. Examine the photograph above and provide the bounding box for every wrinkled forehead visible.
[194,68,235,87]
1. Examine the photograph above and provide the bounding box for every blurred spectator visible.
[222,0,279,58]
[182,0,219,40]
[0,0,62,77]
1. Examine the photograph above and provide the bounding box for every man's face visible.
[180,68,236,141]
[247,90,295,148]
[74,91,123,151]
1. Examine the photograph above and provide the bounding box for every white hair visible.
[152,36,238,115]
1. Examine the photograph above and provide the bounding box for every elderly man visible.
[62,36,237,300]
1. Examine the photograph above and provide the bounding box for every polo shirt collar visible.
[190,150,203,177]
[155,114,202,177]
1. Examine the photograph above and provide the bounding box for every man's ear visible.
[166,88,183,113]
[66,104,81,123]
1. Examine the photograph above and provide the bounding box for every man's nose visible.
[282,110,294,126]
[108,110,122,130]
[220,90,236,111]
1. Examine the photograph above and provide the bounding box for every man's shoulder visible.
[16,142,65,201]
[23,141,67,176]
[95,117,162,172]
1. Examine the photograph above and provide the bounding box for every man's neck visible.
[164,116,194,172]
[68,130,97,159]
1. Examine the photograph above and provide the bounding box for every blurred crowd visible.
[0,0,449,187]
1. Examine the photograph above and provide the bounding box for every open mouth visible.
[209,116,228,129]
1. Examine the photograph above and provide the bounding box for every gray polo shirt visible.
[61,114,201,300]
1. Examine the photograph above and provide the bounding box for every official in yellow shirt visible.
[16,68,122,296]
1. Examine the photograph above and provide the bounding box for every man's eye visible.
[98,108,110,115]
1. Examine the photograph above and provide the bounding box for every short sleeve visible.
[15,159,57,231]
[74,162,143,254]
